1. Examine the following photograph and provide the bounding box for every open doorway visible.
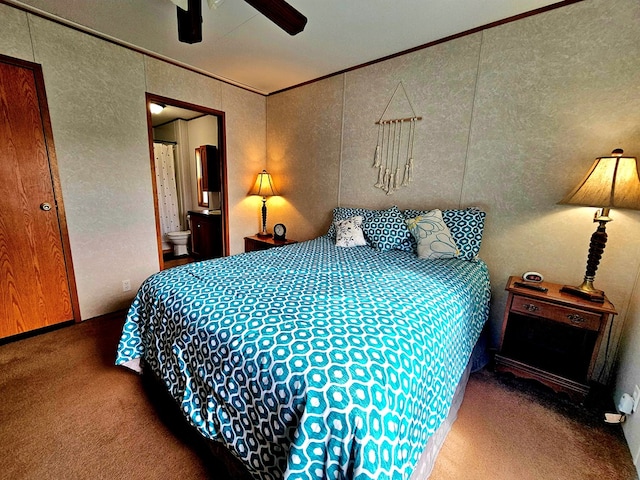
[145,93,228,270]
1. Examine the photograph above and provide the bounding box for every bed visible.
[116,206,490,479]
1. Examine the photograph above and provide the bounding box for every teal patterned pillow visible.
[403,207,485,260]
[405,210,459,260]
[326,207,377,239]
[362,206,411,252]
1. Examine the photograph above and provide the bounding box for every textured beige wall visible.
[145,58,267,255]
[267,0,640,383]
[220,82,269,252]
[0,4,32,60]
[340,34,481,211]
[266,76,345,241]
[28,16,157,320]
[1,6,266,318]
[464,0,640,375]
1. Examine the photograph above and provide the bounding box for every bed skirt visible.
[410,327,487,479]
[409,358,472,479]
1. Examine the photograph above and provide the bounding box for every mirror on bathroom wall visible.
[146,93,228,270]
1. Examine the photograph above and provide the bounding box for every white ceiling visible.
[8,0,565,94]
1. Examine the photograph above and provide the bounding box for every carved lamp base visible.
[561,210,610,304]
[256,196,272,238]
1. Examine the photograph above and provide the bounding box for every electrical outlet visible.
[122,279,131,292]
[633,385,640,413]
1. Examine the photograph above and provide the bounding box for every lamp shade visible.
[250,170,278,197]
[559,149,640,210]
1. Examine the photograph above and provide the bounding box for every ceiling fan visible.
[176,0,307,44]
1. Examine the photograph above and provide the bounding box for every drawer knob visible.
[523,303,539,312]
[567,314,586,324]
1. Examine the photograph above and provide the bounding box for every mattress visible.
[116,236,490,479]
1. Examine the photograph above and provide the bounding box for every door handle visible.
[40,202,52,211]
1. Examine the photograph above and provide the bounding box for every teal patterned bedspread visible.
[116,236,490,479]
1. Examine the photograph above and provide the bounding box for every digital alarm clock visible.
[522,271,544,283]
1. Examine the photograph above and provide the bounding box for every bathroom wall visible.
[266,0,640,384]
[1,3,266,319]
[187,115,219,211]
[174,120,192,226]
[153,122,178,143]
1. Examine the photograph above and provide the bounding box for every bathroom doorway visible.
[145,93,228,270]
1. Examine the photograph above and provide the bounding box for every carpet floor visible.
[0,313,637,479]
[430,369,637,480]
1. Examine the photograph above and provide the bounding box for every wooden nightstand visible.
[495,276,617,401]
[244,235,297,253]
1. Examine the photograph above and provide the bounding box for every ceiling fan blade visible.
[176,0,203,43]
[244,0,307,36]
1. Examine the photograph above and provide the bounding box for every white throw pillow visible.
[405,210,459,259]
[335,216,367,248]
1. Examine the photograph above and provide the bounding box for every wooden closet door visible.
[0,56,77,338]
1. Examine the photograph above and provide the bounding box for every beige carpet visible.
[0,313,637,479]
[0,312,213,479]
[431,369,637,480]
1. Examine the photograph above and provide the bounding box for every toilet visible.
[166,230,191,257]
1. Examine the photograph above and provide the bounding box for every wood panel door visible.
[0,55,79,339]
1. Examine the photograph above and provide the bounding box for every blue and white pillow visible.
[362,206,411,252]
[403,207,485,260]
[335,216,368,248]
[326,207,377,239]
[405,210,459,260]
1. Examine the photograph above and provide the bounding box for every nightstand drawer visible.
[511,295,600,331]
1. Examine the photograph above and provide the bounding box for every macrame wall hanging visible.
[372,82,422,194]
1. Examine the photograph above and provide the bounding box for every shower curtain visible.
[153,143,181,251]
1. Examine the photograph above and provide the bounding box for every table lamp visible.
[249,169,278,237]
[558,148,640,302]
